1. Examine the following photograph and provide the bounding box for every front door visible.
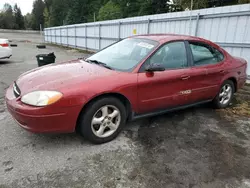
[137,41,192,114]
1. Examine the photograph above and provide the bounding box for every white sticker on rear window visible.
[137,42,154,49]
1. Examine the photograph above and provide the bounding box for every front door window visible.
[148,41,188,70]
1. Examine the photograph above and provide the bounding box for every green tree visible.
[43,7,51,27]
[0,13,4,28]
[112,0,141,18]
[24,13,33,29]
[44,0,53,9]
[24,0,249,28]
[86,0,108,22]
[49,0,70,26]
[65,0,88,24]
[98,0,122,21]
[138,0,172,16]
[0,3,15,29]
[43,0,53,27]
[13,4,25,29]
[173,0,223,10]
[238,0,250,3]
[32,0,45,30]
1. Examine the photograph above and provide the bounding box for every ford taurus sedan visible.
[5,34,247,144]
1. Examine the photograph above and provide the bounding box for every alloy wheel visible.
[219,84,232,105]
[91,105,121,138]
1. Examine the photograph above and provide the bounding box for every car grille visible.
[13,81,21,98]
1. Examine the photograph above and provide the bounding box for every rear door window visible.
[189,42,224,66]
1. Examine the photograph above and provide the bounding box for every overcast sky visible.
[0,0,34,15]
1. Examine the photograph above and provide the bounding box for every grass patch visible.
[218,85,250,118]
[223,100,250,117]
[245,82,250,87]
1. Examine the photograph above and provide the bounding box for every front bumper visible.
[5,85,82,133]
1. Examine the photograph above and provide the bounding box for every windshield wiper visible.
[86,59,113,70]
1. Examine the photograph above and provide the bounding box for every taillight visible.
[0,43,9,47]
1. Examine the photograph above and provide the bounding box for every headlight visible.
[21,91,63,107]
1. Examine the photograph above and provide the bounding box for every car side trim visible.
[131,99,212,120]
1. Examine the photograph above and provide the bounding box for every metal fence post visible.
[54,29,56,44]
[66,27,69,47]
[99,24,101,50]
[44,30,48,42]
[60,28,62,45]
[85,25,87,50]
[194,13,200,36]
[50,29,52,43]
[147,19,151,34]
[74,26,77,48]
[55,28,57,44]
[118,22,121,41]
[44,29,45,42]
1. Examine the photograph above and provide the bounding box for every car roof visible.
[130,34,217,46]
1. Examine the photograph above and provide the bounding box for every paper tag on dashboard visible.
[137,42,154,49]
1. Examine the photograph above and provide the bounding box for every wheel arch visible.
[226,77,237,92]
[75,92,133,132]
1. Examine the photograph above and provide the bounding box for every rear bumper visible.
[247,75,250,84]
[0,55,12,59]
[238,75,247,90]
[5,85,82,133]
[0,47,12,59]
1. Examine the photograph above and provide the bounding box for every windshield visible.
[87,38,159,72]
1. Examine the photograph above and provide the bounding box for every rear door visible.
[186,41,226,103]
[137,41,192,114]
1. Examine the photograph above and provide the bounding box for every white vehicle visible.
[0,39,12,59]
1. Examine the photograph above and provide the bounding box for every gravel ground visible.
[1,33,250,188]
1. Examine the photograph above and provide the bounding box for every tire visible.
[213,80,235,109]
[78,97,127,144]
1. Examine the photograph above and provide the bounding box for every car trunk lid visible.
[0,39,9,47]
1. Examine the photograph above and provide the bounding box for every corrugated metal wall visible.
[44,4,250,76]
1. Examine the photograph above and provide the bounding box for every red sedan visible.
[5,34,247,144]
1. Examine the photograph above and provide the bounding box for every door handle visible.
[219,70,225,74]
[181,75,190,80]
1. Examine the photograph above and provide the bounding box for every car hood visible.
[16,59,117,94]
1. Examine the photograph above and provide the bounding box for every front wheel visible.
[78,97,127,144]
[213,80,234,109]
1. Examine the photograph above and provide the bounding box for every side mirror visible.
[145,63,165,72]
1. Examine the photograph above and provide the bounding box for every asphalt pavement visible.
[1,33,250,188]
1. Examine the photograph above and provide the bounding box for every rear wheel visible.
[78,97,126,144]
[213,80,234,108]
